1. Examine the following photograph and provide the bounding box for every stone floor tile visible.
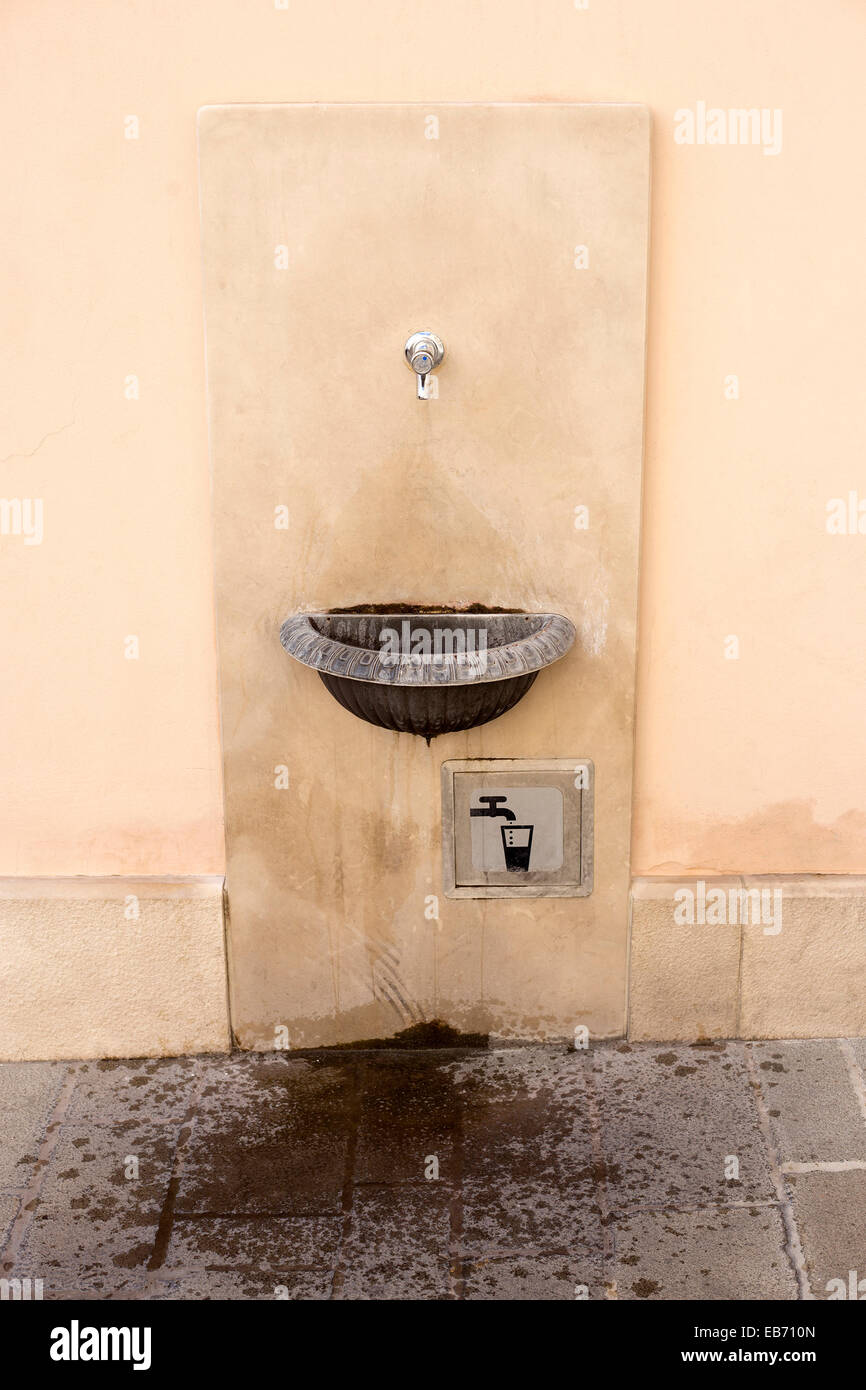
[0,1193,20,1248]
[788,1169,866,1300]
[590,1041,774,1211]
[462,1250,603,1300]
[750,1040,866,1162]
[336,1186,453,1300]
[355,1053,460,1184]
[453,1048,605,1254]
[162,1214,341,1272]
[610,1206,797,1300]
[65,1057,198,1128]
[176,1054,355,1215]
[144,1270,331,1300]
[0,1062,67,1188]
[9,1120,177,1290]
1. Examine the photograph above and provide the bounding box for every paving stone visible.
[462,1251,603,1300]
[453,1048,593,1182]
[751,1040,866,1163]
[10,1120,177,1291]
[458,1175,602,1256]
[451,1045,588,1120]
[0,1042,864,1302]
[847,1037,866,1084]
[453,1048,605,1254]
[590,1042,774,1210]
[9,1276,148,1301]
[355,1054,460,1183]
[337,1187,453,1300]
[610,1207,797,1300]
[0,1062,67,1188]
[145,1270,331,1300]
[0,1193,20,1248]
[177,1054,355,1215]
[163,1215,341,1272]
[788,1169,866,1300]
[66,1057,198,1127]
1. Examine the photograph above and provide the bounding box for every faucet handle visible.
[404,331,444,400]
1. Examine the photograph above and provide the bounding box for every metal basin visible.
[279,609,575,740]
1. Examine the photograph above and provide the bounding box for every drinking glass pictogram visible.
[500,823,533,872]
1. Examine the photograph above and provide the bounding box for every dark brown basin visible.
[279,609,575,740]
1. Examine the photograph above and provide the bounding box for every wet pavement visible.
[1,1039,865,1300]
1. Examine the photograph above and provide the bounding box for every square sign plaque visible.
[441,759,594,899]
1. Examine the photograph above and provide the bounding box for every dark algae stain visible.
[312,1019,489,1051]
[632,1277,660,1298]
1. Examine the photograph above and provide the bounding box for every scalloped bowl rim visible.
[279,610,576,687]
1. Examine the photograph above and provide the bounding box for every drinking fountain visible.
[280,609,575,740]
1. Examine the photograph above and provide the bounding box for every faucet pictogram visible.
[470,795,533,871]
[470,795,516,822]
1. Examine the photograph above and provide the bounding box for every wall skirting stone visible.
[5,872,861,1057]
[0,877,230,1061]
[629,876,866,1041]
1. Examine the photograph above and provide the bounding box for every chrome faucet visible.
[404,331,444,400]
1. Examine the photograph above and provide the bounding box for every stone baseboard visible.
[4,872,863,1056]
[629,875,866,1041]
[0,877,230,1060]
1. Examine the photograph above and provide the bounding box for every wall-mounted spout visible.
[404,331,444,399]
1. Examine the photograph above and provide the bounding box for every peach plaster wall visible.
[2,0,865,880]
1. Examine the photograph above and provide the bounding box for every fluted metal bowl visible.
[279,609,575,739]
